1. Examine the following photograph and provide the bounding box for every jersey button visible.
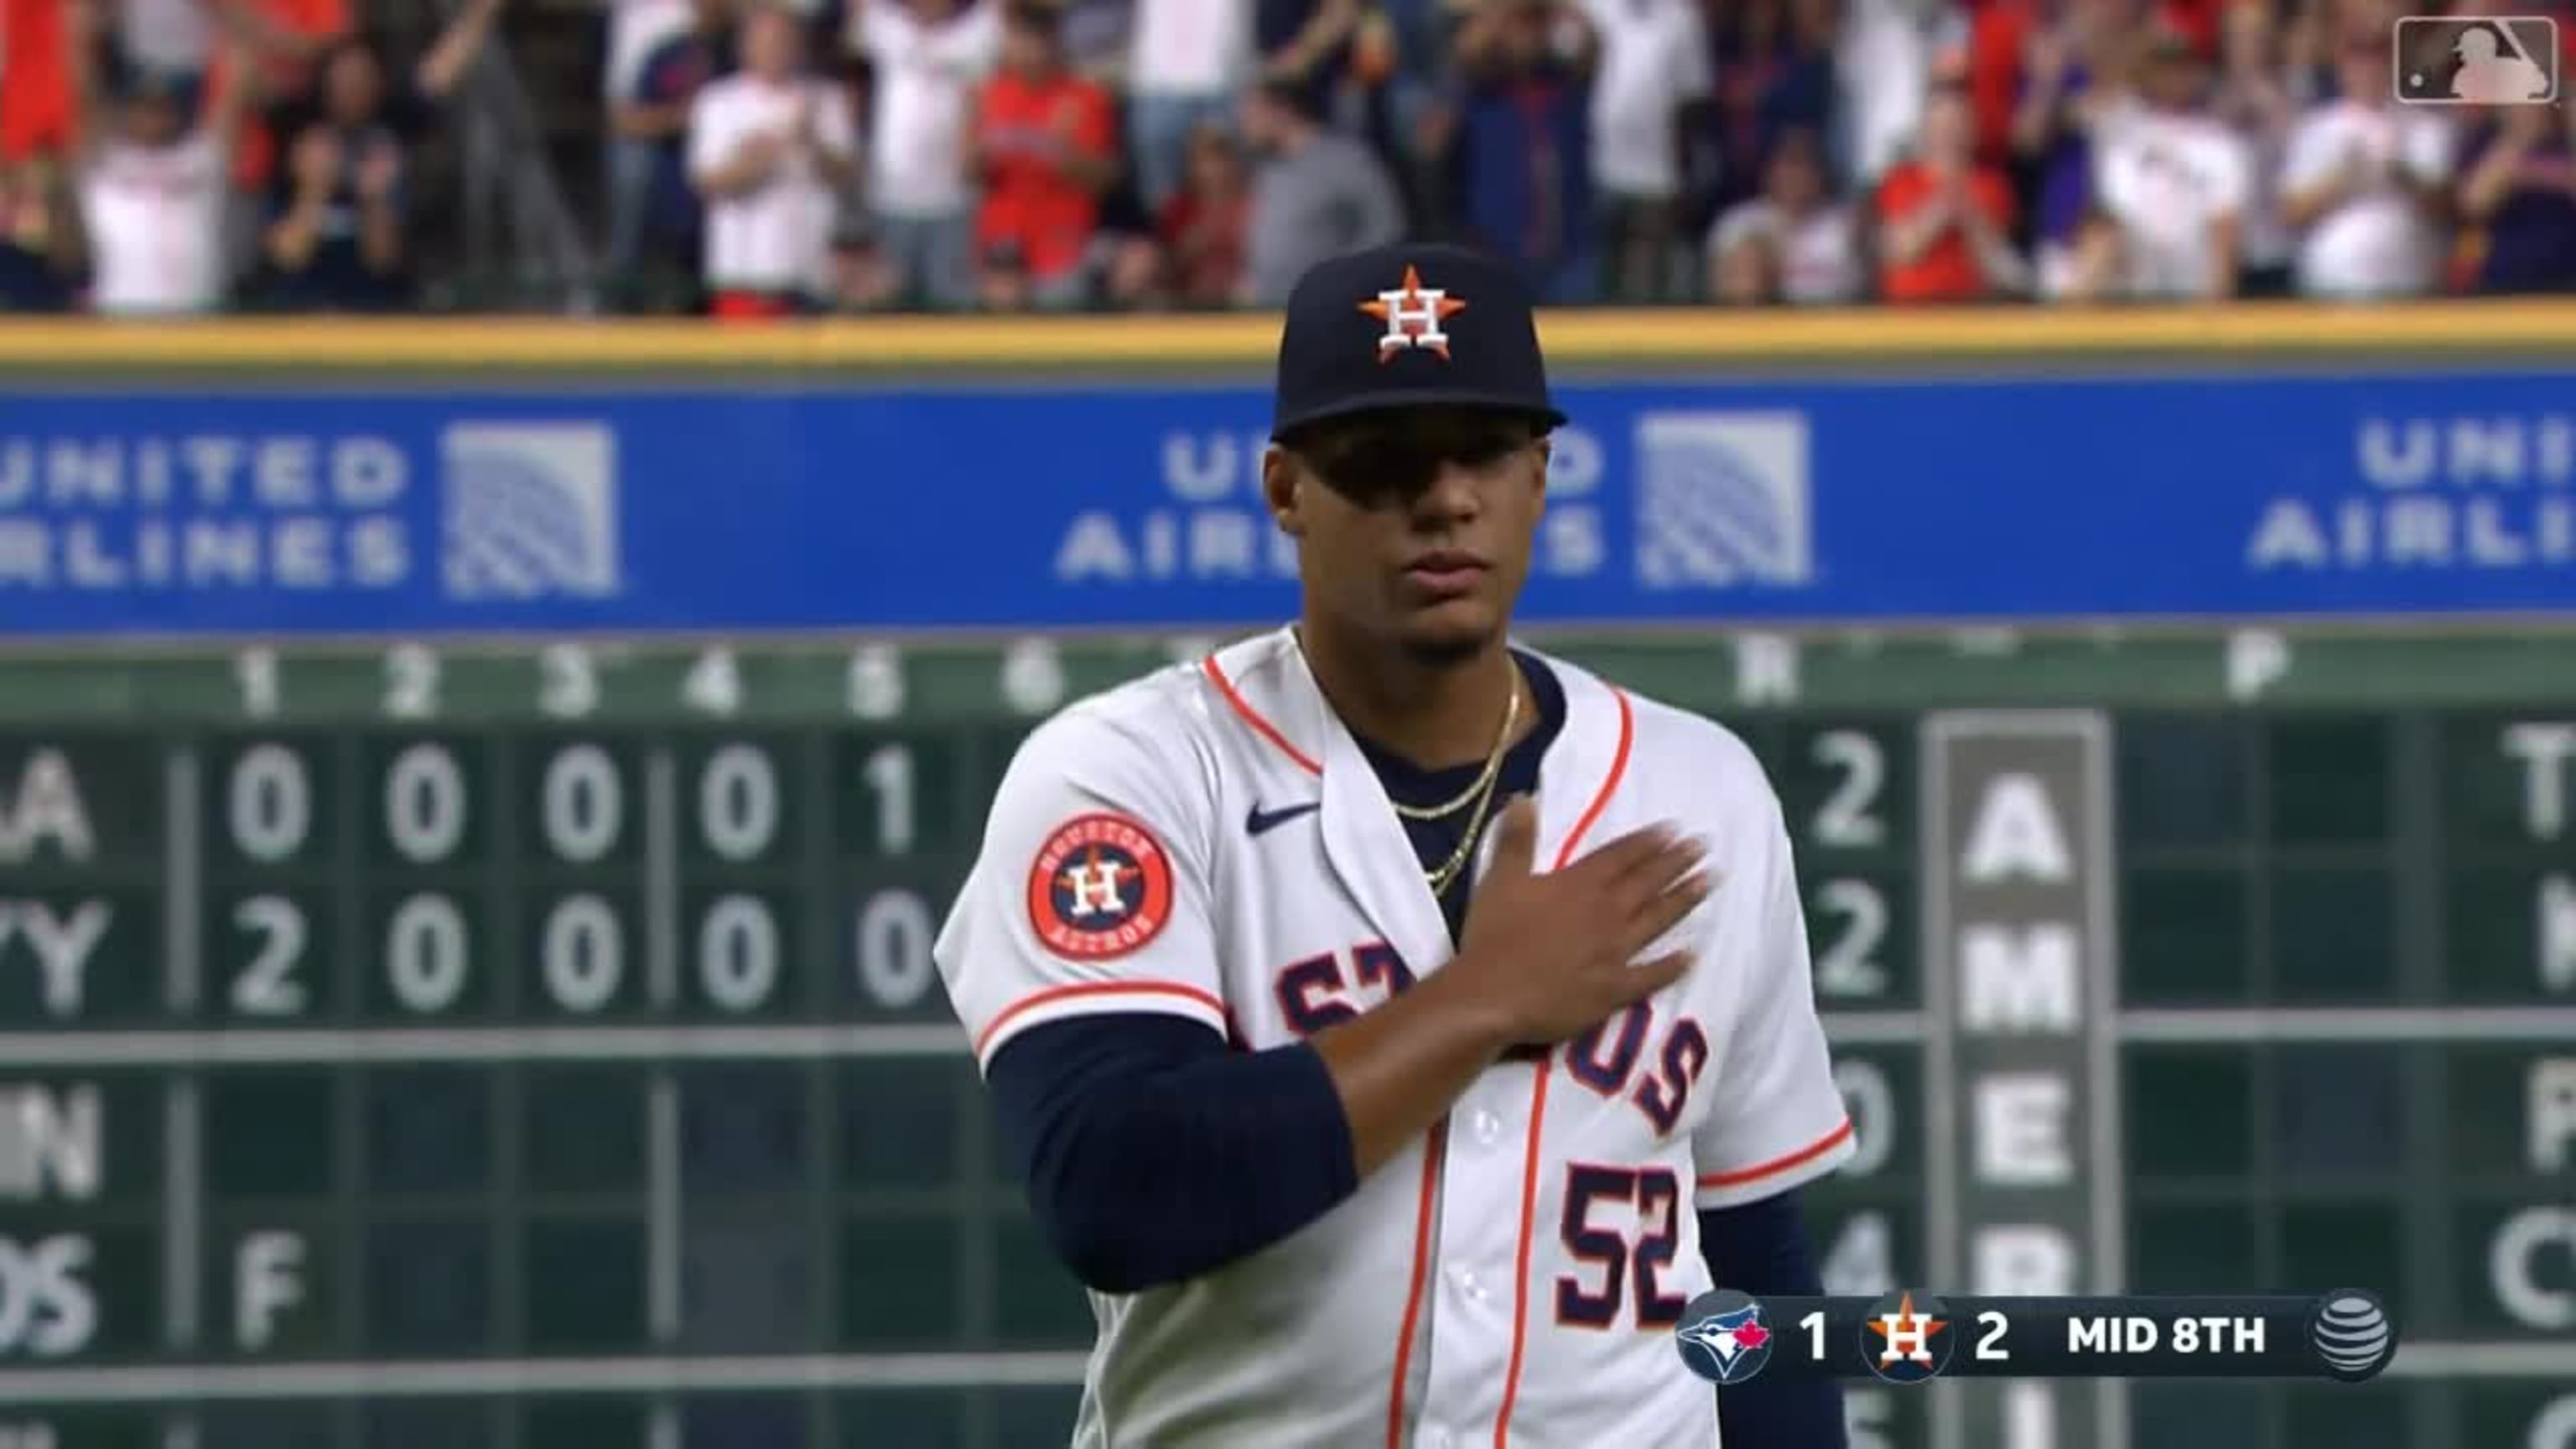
[1449,1265,1487,1303]
[1470,1109,1503,1145]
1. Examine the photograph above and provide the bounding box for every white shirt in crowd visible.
[855,0,1001,218]
[1708,199,1862,304]
[688,73,857,294]
[80,133,228,315]
[2091,107,2252,299]
[2279,98,2454,298]
[1578,0,1711,200]
[1127,0,1253,98]
[1838,0,1967,186]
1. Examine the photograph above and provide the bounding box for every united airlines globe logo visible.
[2309,1289,2395,1383]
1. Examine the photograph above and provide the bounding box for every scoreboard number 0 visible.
[228,745,311,863]
[699,745,779,860]
[699,895,779,1011]
[387,894,470,1013]
[385,745,468,865]
[543,746,623,864]
[543,895,625,1013]
[854,891,935,1009]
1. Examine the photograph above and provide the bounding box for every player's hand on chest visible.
[1233,798,1727,1142]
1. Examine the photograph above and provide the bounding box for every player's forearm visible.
[990,1015,1361,1295]
[1309,957,1520,1176]
[1702,1192,1848,1445]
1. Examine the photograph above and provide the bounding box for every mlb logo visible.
[2392,15,2559,105]
[1633,412,1813,590]
[439,423,624,600]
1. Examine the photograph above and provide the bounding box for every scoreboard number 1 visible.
[863,745,916,856]
[233,647,281,719]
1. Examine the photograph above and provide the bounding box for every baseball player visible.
[934,242,1855,1447]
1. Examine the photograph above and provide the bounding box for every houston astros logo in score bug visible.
[1673,1289,1776,1385]
[1863,1291,1955,1384]
[1026,813,1175,959]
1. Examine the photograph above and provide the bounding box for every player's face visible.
[1265,408,1550,667]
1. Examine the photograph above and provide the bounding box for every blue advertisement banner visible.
[0,367,2569,636]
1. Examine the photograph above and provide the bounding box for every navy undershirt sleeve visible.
[984,1012,1361,1295]
[1701,1191,1847,1446]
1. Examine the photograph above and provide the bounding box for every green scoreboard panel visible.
[0,629,2570,1449]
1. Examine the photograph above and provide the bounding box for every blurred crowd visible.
[3,0,2573,316]
[0,0,506,314]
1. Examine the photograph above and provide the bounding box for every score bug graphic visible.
[1862,1290,1957,1384]
[1673,1289,1777,1385]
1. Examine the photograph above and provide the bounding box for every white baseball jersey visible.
[935,627,1857,1449]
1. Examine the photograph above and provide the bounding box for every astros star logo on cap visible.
[1358,264,1467,363]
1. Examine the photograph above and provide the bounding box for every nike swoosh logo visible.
[1245,801,1322,837]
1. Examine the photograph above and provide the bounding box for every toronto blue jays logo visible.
[1674,1290,1775,1386]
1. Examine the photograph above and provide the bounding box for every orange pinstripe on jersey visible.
[1493,688,1634,1446]
[971,979,1228,1060]
[1384,1122,1449,1449]
[1201,655,1323,776]
[1696,1118,1857,1193]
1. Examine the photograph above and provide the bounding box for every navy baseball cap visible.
[1269,242,1566,443]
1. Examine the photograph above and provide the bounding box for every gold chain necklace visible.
[1392,683,1522,822]
[1417,685,1522,896]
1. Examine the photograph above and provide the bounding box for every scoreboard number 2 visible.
[1976,1310,2009,1362]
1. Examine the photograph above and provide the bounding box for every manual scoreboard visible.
[0,629,2570,1449]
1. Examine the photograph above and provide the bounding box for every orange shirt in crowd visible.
[973,68,1112,281]
[1874,160,2017,304]
[1964,0,2031,167]
[1,0,75,159]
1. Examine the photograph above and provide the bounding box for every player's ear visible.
[1262,444,1306,538]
